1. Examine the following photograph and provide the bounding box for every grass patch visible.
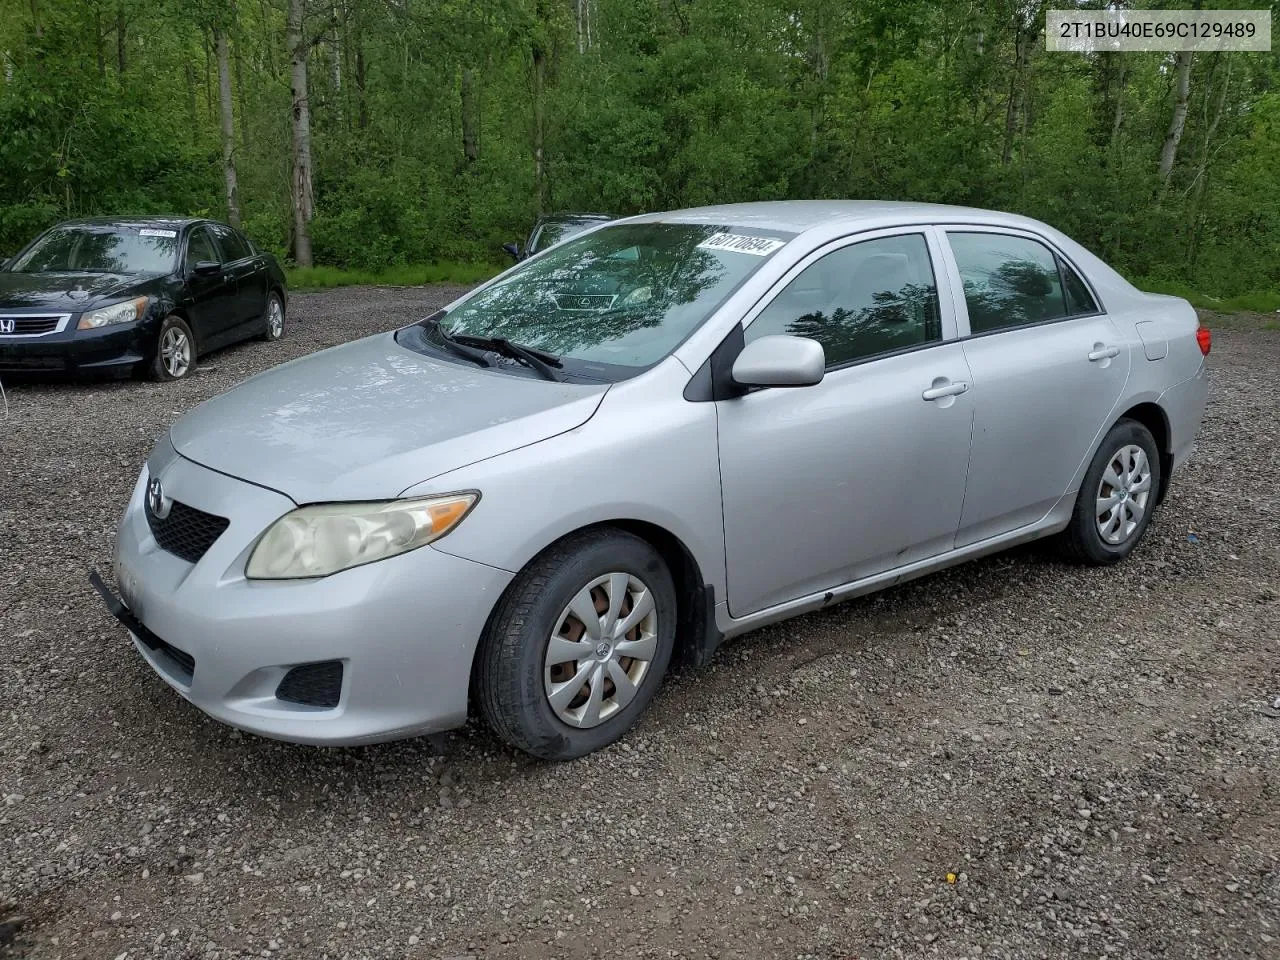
[1133,277,1280,314]
[287,262,500,290]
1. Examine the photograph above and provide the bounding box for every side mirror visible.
[731,335,825,388]
[502,242,520,261]
[192,260,222,276]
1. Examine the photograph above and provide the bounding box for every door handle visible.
[921,380,969,401]
[1088,344,1120,362]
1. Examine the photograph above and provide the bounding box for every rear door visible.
[717,228,975,617]
[939,228,1130,546]
[209,223,266,328]
[183,225,240,346]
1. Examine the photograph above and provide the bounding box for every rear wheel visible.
[475,529,677,760]
[1056,418,1161,565]
[149,315,196,381]
[260,292,285,341]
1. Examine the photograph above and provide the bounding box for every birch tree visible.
[287,0,314,267]
[215,24,240,227]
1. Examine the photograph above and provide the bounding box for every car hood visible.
[169,333,609,503]
[0,270,154,311]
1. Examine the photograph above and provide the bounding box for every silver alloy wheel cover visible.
[1095,443,1152,545]
[543,572,659,729]
[161,327,191,378]
[268,297,284,337]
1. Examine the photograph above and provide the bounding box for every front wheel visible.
[149,315,196,381]
[1056,418,1162,565]
[474,529,677,760]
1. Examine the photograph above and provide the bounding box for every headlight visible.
[245,493,479,580]
[78,296,149,330]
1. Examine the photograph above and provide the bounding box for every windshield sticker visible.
[697,233,785,256]
[138,228,178,238]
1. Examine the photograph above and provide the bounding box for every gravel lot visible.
[1,288,1277,960]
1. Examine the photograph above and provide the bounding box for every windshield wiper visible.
[430,319,492,368]
[453,334,566,382]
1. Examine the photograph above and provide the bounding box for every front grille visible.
[0,315,64,336]
[276,661,344,709]
[145,498,230,564]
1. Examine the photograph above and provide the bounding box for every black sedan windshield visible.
[434,222,792,374]
[10,225,179,274]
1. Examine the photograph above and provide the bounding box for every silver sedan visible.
[98,201,1209,759]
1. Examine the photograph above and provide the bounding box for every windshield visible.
[422,222,792,377]
[9,225,180,274]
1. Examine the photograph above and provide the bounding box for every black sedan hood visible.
[0,270,158,311]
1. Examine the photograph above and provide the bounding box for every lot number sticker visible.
[138,228,178,238]
[697,233,786,256]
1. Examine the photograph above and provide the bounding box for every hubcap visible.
[268,298,284,337]
[543,572,659,729]
[1095,443,1152,545]
[161,327,191,378]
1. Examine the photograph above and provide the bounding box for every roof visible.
[538,212,613,224]
[630,200,1048,235]
[57,216,202,229]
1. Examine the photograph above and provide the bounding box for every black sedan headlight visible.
[77,296,148,330]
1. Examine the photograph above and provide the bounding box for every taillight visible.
[1196,325,1211,356]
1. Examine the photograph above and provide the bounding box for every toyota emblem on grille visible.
[0,318,14,334]
[147,477,172,519]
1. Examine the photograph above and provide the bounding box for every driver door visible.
[717,229,975,617]
[183,225,238,347]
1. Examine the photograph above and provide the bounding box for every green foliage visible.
[0,0,1277,308]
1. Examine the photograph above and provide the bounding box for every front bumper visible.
[0,320,149,374]
[110,446,513,745]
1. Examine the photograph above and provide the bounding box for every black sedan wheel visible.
[150,315,196,381]
[260,292,285,342]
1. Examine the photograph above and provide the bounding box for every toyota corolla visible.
[94,201,1209,760]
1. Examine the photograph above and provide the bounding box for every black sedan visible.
[503,212,613,261]
[0,217,287,381]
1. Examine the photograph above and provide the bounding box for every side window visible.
[1059,257,1099,315]
[211,224,249,262]
[745,233,941,368]
[186,227,220,268]
[948,232,1067,333]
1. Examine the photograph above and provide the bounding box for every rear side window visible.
[948,232,1067,333]
[211,224,250,262]
[746,233,942,367]
[1060,258,1099,315]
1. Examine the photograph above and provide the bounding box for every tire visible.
[149,315,196,381]
[259,291,285,342]
[1056,418,1162,565]
[475,529,678,760]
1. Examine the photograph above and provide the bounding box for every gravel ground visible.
[1,289,1277,960]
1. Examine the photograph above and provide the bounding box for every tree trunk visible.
[95,8,105,77]
[1158,50,1193,181]
[184,61,198,131]
[235,45,251,151]
[30,0,42,38]
[355,36,368,130]
[1109,54,1127,149]
[288,0,314,267]
[216,28,241,228]
[532,44,546,214]
[461,66,479,162]
[1001,26,1028,166]
[116,6,126,73]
